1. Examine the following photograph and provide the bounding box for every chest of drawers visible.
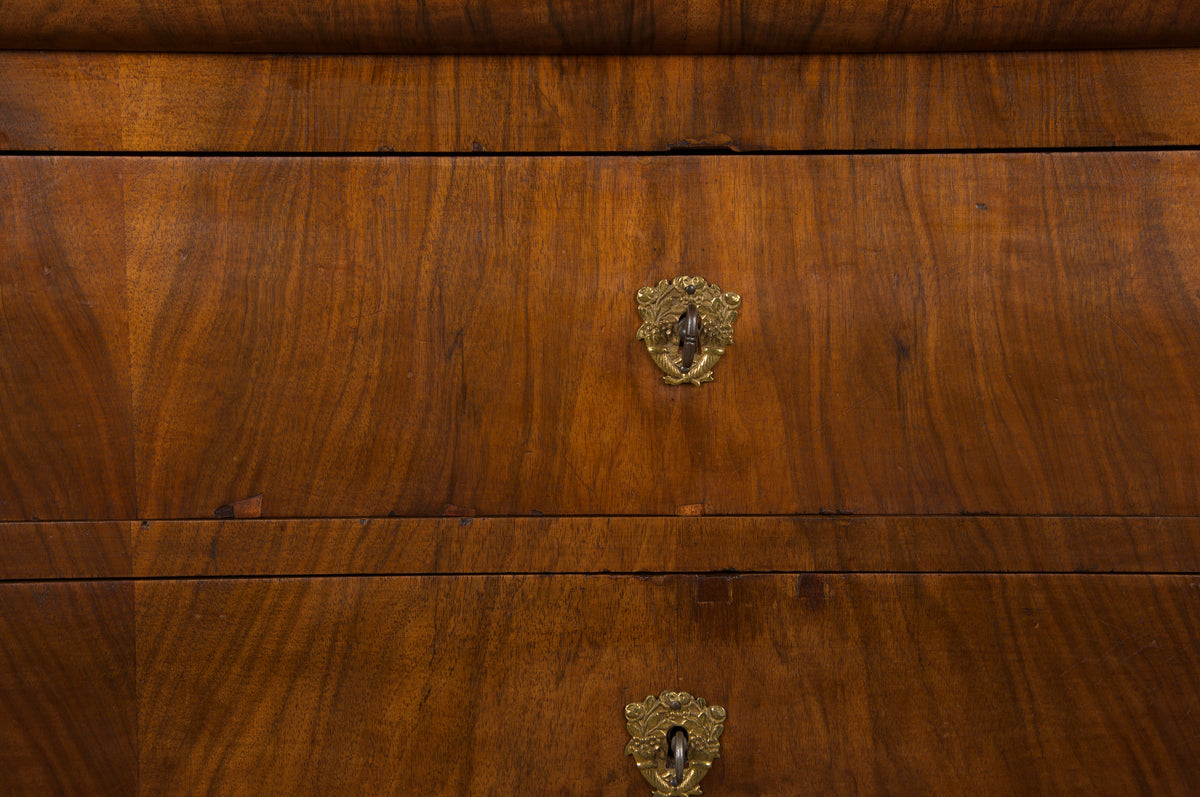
[3,4,1200,794]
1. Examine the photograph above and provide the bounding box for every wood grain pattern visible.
[0,158,135,521]
[5,51,1200,153]
[2,0,1198,53]
[0,581,136,795]
[5,514,1195,580]
[136,574,1200,794]
[0,54,120,151]
[0,521,131,579]
[132,516,1200,577]
[128,153,1200,518]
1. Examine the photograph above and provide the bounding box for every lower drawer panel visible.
[133,574,1200,794]
[4,574,1196,793]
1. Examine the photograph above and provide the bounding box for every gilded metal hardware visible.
[636,276,741,385]
[625,691,726,796]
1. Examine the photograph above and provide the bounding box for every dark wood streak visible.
[126,153,1200,518]
[135,574,1200,794]
[4,51,1200,152]
[130,516,1200,578]
[0,0,1197,52]
[0,159,135,521]
[0,581,136,794]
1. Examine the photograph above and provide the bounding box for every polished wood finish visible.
[8,151,1199,520]
[0,581,136,795]
[4,11,1199,795]
[6,51,1200,153]
[132,516,1200,577]
[136,573,1200,794]
[2,0,1198,53]
[2,515,1196,581]
[0,54,120,151]
[0,521,131,579]
[127,153,1200,518]
[0,159,135,521]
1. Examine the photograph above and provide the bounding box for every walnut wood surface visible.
[0,521,131,579]
[136,574,1200,794]
[1,0,1198,53]
[2,515,1197,580]
[131,517,1200,577]
[126,153,1200,518]
[5,51,1200,152]
[0,581,136,795]
[0,54,121,151]
[0,159,135,521]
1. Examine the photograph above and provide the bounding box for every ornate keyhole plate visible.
[635,276,741,386]
[625,691,726,796]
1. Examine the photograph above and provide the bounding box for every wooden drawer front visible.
[7,52,1200,154]
[5,571,1198,793]
[131,574,1200,794]
[126,153,1200,516]
[6,153,1200,519]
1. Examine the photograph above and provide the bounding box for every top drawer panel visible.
[119,152,1200,519]
[1,0,1198,53]
[5,52,1200,153]
[6,152,1200,520]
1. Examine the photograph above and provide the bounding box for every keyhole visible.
[667,726,689,786]
[676,304,701,373]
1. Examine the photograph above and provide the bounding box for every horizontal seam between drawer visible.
[3,571,1198,585]
[3,145,1200,158]
[8,514,1200,526]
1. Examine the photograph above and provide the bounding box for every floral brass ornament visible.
[636,276,741,385]
[625,691,726,796]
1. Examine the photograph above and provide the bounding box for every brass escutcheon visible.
[635,276,741,385]
[625,691,726,796]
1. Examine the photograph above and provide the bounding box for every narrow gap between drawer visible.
[0,570,1195,585]
[5,513,1200,526]
[3,145,1200,158]
[137,513,1200,522]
